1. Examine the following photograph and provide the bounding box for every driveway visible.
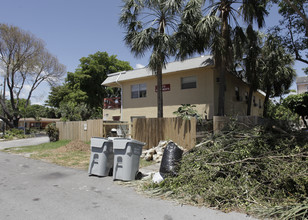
[0,136,50,150]
[0,151,257,220]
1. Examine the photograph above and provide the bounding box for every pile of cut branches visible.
[145,123,308,219]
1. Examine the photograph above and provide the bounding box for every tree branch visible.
[283,0,308,37]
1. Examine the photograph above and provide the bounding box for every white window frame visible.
[131,83,147,99]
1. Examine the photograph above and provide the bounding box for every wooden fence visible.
[57,119,104,141]
[132,117,197,150]
[56,120,130,142]
[57,118,197,150]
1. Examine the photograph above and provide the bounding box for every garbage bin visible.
[88,137,114,177]
[112,138,145,181]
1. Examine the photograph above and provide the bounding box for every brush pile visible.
[146,123,308,219]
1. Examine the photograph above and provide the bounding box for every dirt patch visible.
[54,140,90,153]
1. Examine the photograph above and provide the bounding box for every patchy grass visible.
[2,140,90,170]
[2,140,71,153]
[2,139,154,170]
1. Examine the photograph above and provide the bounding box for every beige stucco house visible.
[102,56,265,122]
[296,76,308,94]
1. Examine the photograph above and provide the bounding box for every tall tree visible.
[71,51,132,108]
[0,24,66,128]
[259,34,296,117]
[234,25,263,115]
[177,0,268,115]
[274,0,308,72]
[119,0,182,118]
[46,51,132,121]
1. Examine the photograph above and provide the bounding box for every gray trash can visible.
[88,137,114,177]
[112,138,145,181]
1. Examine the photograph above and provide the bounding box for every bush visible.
[45,123,59,142]
[4,128,26,140]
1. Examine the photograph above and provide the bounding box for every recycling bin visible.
[88,137,114,177]
[112,138,145,181]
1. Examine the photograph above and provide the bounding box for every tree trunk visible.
[13,116,19,128]
[247,86,254,116]
[217,1,230,116]
[263,88,271,118]
[157,67,163,118]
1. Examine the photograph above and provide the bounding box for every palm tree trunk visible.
[157,67,163,118]
[217,0,230,116]
[247,86,254,115]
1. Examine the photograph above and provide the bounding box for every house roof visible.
[102,55,214,87]
[296,76,308,85]
[20,118,61,122]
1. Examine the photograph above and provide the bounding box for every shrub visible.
[4,128,26,140]
[45,123,59,142]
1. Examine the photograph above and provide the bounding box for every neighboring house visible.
[18,118,60,129]
[102,56,265,122]
[296,76,308,94]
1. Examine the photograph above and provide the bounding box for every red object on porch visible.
[103,97,121,109]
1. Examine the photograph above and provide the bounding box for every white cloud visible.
[135,63,145,69]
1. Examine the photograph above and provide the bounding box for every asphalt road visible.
[0,136,50,150]
[0,139,257,220]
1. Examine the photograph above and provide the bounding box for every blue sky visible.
[0,0,306,104]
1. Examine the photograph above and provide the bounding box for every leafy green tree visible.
[177,0,268,116]
[259,34,296,117]
[119,0,182,118]
[46,51,132,121]
[71,51,132,108]
[283,93,308,129]
[273,0,308,73]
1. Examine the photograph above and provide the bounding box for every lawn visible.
[2,139,154,170]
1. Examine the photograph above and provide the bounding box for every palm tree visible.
[259,34,296,117]
[233,25,263,115]
[178,0,268,116]
[119,0,182,118]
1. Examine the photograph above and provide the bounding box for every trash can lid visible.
[112,138,145,150]
[91,137,110,148]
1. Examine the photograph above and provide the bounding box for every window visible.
[131,84,146,98]
[181,76,197,89]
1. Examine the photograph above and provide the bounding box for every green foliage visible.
[46,51,132,121]
[283,93,308,128]
[45,123,59,142]
[119,0,182,117]
[4,128,26,140]
[267,101,300,127]
[173,104,202,121]
[145,124,308,219]
[275,0,308,67]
